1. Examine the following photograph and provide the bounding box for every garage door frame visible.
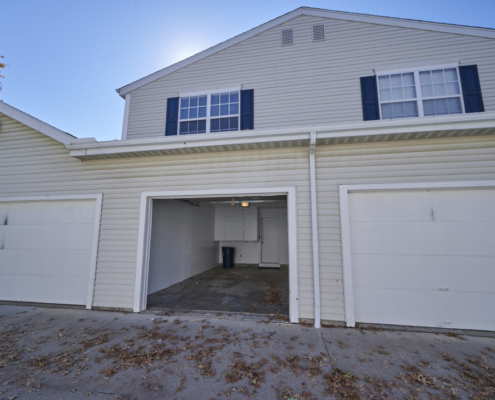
[134,187,299,323]
[338,180,495,328]
[0,194,103,309]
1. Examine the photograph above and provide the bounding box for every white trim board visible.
[0,102,76,145]
[67,111,495,159]
[0,194,103,309]
[133,187,299,323]
[338,180,495,327]
[116,7,495,97]
[121,94,131,140]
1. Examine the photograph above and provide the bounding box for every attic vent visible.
[313,25,325,41]
[281,29,294,45]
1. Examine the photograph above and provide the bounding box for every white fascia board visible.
[66,112,495,158]
[316,112,495,140]
[121,94,131,140]
[116,8,495,97]
[0,102,76,145]
[68,131,311,157]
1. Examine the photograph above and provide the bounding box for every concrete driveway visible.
[0,305,493,399]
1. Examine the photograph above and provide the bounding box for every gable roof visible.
[0,102,76,145]
[116,6,495,97]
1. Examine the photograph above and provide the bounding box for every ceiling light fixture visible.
[241,202,250,207]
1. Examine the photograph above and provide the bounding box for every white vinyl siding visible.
[2,113,495,322]
[0,113,313,314]
[314,137,495,322]
[125,15,495,140]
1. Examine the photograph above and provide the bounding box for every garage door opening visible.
[145,195,290,316]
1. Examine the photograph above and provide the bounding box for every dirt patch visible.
[264,282,282,304]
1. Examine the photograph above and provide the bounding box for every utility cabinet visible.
[214,206,258,241]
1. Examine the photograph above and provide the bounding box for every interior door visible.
[261,217,279,263]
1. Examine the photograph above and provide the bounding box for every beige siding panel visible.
[0,114,312,313]
[125,15,495,140]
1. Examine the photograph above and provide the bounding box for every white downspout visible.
[309,131,321,329]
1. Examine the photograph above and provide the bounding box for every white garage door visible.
[0,199,97,306]
[349,188,495,331]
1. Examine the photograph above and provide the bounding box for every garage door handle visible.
[439,288,449,291]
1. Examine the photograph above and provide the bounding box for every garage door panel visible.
[350,189,495,222]
[354,287,446,327]
[349,192,433,222]
[430,189,495,221]
[0,224,94,250]
[0,199,97,306]
[0,200,96,225]
[352,254,495,293]
[351,221,495,256]
[442,291,495,331]
[356,288,495,330]
[0,275,89,305]
[0,249,91,277]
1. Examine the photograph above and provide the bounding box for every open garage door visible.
[0,197,100,307]
[347,187,495,331]
[145,195,290,316]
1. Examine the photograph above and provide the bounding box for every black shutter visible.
[360,76,380,121]
[165,97,180,136]
[240,89,254,130]
[459,65,485,113]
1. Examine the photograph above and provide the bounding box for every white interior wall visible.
[147,200,217,295]
[218,204,288,264]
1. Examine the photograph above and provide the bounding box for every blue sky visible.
[2,0,495,141]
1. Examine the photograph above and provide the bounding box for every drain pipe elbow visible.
[309,131,321,329]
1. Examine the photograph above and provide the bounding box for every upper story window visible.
[165,89,253,136]
[360,64,484,122]
[377,67,463,119]
[179,91,240,134]
[180,95,207,134]
[210,92,239,132]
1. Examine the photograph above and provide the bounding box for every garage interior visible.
[146,195,289,315]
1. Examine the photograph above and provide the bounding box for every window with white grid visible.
[210,92,239,132]
[377,66,464,120]
[178,91,239,134]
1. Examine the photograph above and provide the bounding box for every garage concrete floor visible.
[147,265,289,315]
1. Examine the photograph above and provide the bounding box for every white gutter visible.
[309,131,321,329]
